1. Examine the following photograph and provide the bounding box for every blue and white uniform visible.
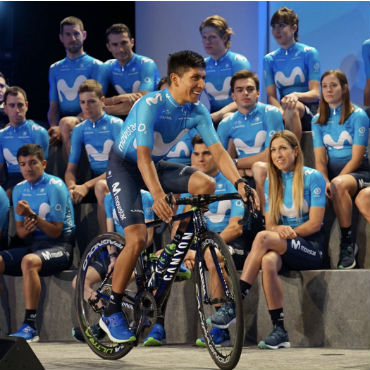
[49,53,105,116]
[205,50,251,113]
[103,54,160,94]
[263,42,320,99]
[362,39,370,80]
[217,103,284,158]
[0,173,75,276]
[68,113,123,176]
[164,128,198,165]
[0,185,9,247]
[0,120,49,173]
[107,88,219,228]
[311,105,370,183]
[264,166,326,270]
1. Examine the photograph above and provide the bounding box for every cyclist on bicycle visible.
[100,50,258,343]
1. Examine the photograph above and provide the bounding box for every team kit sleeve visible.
[104,193,113,220]
[216,118,231,150]
[265,107,284,148]
[311,115,324,149]
[263,54,275,88]
[233,54,252,72]
[193,103,220,147]
[138,60,160,92]
[48,65,59,104]
[142,191,154,222]
[91,59,108,94]
[309,169,326,208]
[306,47,321,82]
[68,124,84,164]
[47,178,69,222]
[353,108,370,147]
[362,40,370,78]
[0,188,9,231]
[12,185,23,222]
[33,125,50,160]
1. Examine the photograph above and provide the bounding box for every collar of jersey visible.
[123,53,137,70]
[210,50,229,65]
[279,42,297,55]
[27,172,47,188]
[10,120,28,131]
[329,104,343,116]
[163,88,190,110]
[66,53,86,63]
[281,169,294,180]
[87,113,106,126]
[236,104,259,120]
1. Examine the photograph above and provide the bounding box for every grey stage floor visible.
[28,342,370,370]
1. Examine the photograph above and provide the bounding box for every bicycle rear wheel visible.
[194,231,244,370]
[75,232,134,360]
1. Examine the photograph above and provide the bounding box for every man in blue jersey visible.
[217,70,284,211]
[0,185,9,250]
[48,16,105,156]
[0,87,49,198]
[362,38,370,106]
[65,80,123,233]
[0,144,75,342]
[264,7,321,140]
[199,15,251,126]
[102,23,160,117]
[99,50,258,343]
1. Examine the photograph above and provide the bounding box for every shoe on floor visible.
[337,243,358,269]
[175,262,192,281]
[195,326,231,348]
[10,323,39,343]
[258,325,290,349]
[206,302,236,329]
[72,324,106,342]
[99,312,136,343]
[144,323,166,346]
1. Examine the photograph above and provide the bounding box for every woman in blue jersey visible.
[209,130,326,349]
[264,7,320,140]
[312,69,370,269]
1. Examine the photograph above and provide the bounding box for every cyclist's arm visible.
[211,102,237,125]
[236,148,269,170]
[219,216,243,244]
[266,85,282,113]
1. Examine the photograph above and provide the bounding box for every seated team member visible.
[72,189,154,342]
[209,130,326,350]
[65,80,123,233]
[312,70,370,269]
[102,23,160,117]
[99,50,257,343]
[362,38,370,106]
[48,16,105,156]
[217,70,284,211]
[0,72,8,128]
[0,87,49,199]
[264,7,321,140]
[0,185,9,250]
[0,144,75,342]
[355,186,370,223]
[199,15,251,126]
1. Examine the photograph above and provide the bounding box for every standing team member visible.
[102,23,160,117]
[48,16,105,155]
[312,70,370,269]
[99,50,258,343]
[199,15,251,126]
[264,7,321,140]
[0,144,75,342]
[209,130,326,350]
[0,87,49,198]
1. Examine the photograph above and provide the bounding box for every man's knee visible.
[94,180,108,203]
[59,117,78,136]
[189,172,216,194]
[21,254,42,273]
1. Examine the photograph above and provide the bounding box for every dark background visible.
[0,1,135,123]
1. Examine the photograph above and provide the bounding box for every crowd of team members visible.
[0,6,369,350]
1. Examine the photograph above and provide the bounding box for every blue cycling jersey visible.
[49,53,105,116]
[68,113,123,176]
[179,172,244,233]
[12,173,75,241]
[0,120,49,173]
[311,105,369,167]
[0,185,9,239]
[164,128,198,164]
[103,54,160,94]
[104,190,154,236]
[265,167,326,229]
[362,39,370,78]
[263,42,320,99]
[217,103,284,158]
[113,88,219,163]
[205,50,251,112]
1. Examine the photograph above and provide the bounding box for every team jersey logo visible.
[205,77,232,101]
[234,130,266,156]
[3,149,18,165]
[146,92,162,106]
[205,200,232,224]
[152,129,189,157]
[57,75,87,102]
[85,140,114,161]
[166,141,191,158]
[274,67,305,87]
[323,131,352,149]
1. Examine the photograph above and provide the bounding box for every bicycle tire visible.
[194,231,244,370]
[75,232,134,360]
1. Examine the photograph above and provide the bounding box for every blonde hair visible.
[268,130,304,225]
[199,15,233,49]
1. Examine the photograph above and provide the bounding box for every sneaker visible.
[258,325,290,349]
[10,323,39,343]
[143,323,166,346]
[99,312,136,343]
[175,262,191,281]
[338,243,358,269]
[72,324,106,343]
[206,302,236,329]
[195,326,231,348]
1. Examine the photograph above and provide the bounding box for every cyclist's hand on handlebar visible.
[236,181,260,211]
[153,192,173,223]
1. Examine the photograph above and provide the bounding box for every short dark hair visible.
[17,144,45,162]
[230,70,259,92]
[78,79,103,99]
[4,86,27,104]
[191,134,204,148]
[270,7,299,41]
[105,23,132,42]
[167,50,205,82]
[60,16,84,34]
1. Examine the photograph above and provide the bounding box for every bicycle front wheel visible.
[75,232,134,360]
[194,231,244,370]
